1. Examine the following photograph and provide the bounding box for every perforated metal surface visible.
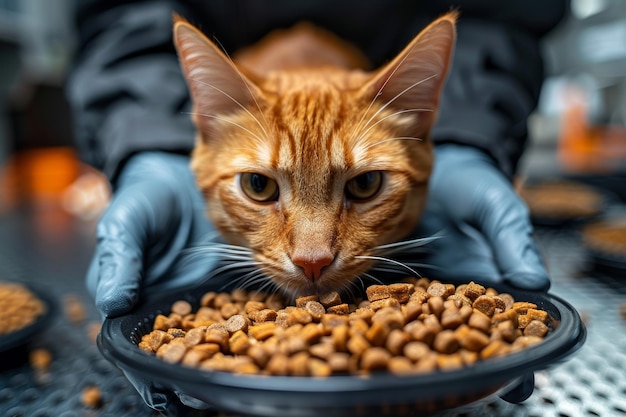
[0,210,624,417]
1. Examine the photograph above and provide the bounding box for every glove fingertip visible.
[97,291,137,318]
[505,273,551,292]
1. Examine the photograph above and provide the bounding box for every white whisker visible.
[210,38,272,139]
[184,111,264,143]
[358,74,438,138]
[187,77,269,140]
[363,136,424,151]
[356,255,421,277]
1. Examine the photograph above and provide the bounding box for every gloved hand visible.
[415,144,550,291]
[87,151,219,318]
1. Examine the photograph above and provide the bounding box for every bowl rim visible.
[98,284,586,405]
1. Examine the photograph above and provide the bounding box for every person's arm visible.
[66,0,200,184]
[419,0,569,178]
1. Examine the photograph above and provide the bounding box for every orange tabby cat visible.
[173,13,456,296]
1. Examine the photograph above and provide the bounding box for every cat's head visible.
[174,13,456,296]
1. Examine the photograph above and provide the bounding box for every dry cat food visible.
[582,220,626,258]
[139,279,552,376]
[0,281,46,335]
[518,180,602,220]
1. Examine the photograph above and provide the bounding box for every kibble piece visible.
[246,321,276,341]
[492,309,519,327]
[372,308,404,330]
[182,348,211,367]
[305,301,326,321]
[30,348,52,372]
[152,314,170,331]
[167,328,186,338]
[366,285,390,302]
[171,300,192,316]
[405,321,436,346]
[64,294,86,324]
[436,353,463,371]
[456,325,490,352]
[328,352,351,373]
[403,341,430,361]
[156,342,187,364]
[361,347,391,370]
[464,281,486,301]
[473,295,497,317]
[288,352,311,376]
[524,320,549,337]
[229,330,251,355]
[347,333,370,356]
[296,295,319,308]
[427,296,445,318]
[320,291,342,308]
[251,308,277,323]
[440,307,465,330]
[365,320,390,346]
[512,301,537,314]
[300,323,324,344]
[326,303,350,315]
[413,353,438,373]
[433,329,459,354]
[213,293,232,309]
[81,386,102,408]
[388,356,415,375]
[309,342,335,359]
[369,298,400,311]
[200,292,217,307]
[332,324,350,352]
[388,283,414,303]
[308,358,332,377]
[225,314,249,333]
[468,311,492,334]
[143,330,174,352]
[183,327,207,347]
[205,324,230,350]
[386,329,410,355]
[526,308,549,323]
[427,282,450,298]
[288,308,313,325]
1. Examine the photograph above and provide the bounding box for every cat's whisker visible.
[348,46,416,141]
[357,108,432,142]
[209,37,273,139]
[371,235,441,255]
[363,136,424,151]
[356,74,438,139]
[356,255,421,277]
[184,111,265,143]
[187,77,270,140]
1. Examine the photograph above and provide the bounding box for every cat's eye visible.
[240,173,279,202]
[345,171,383,201]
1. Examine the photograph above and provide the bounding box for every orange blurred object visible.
[558,86,626,173]
[0,147,80,212]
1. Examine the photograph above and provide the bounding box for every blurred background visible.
[1,0,626,219]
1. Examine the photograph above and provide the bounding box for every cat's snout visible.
[291,249,334,282]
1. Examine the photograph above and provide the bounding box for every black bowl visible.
[0,281,57,354]
[98,284,586,416]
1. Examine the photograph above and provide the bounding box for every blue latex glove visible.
[415,144,550,291]
[87,151,219,317]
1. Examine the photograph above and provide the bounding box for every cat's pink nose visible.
[292,251,334,282]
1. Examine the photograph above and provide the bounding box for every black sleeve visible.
[425,1,569,179]
[66,0,201,183]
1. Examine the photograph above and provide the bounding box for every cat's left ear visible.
[361,12,457,130]
[173,14,263,140]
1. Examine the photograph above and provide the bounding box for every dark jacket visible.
[67,0,569,183]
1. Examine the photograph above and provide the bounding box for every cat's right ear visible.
[173,15,262,140]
